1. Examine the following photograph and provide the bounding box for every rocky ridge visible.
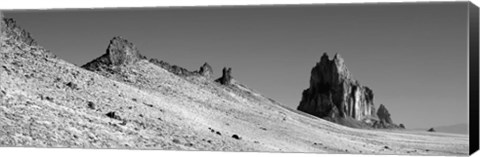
[1,18,54,59]
[80,36,216,81]
[81,36,147,72]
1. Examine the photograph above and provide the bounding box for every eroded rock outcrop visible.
[1,18,38,47]
[297,53,376,124]
[81,35,212,79]
[1,17,54,59]
[199,62,213,79]
[215,67,232,85]
[82,36,146,71]
[372,104,403,129]
[377,104,392,124]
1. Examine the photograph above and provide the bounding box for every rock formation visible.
[216,67,232,85]
[297,53,376,123]
[149,58,197,76]
[82,36,146,71]
[199,62,213,79]
[81,35,211,79]
[372,104,403,129]
[1,18,38,47]
[377,104,393,124]
[1,17,54,59]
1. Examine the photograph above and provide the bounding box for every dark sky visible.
[2,2,469,129]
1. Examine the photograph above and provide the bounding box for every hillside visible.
[0,17,469,155]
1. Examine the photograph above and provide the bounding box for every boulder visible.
[297,53,376,123]
[427,128,436,132]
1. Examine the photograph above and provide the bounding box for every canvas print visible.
[0,1,477,156]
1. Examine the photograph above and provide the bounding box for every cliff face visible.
[297,53,376,123]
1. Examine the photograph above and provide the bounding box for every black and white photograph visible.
[0,1,478,156]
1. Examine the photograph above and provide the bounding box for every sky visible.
[2,2,469,129]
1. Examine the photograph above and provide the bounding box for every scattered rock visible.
[106,111,121,120]
[384,146,390,149]
[313,142,323,145]
[260,127,267,131]
[87,101,96,110]
[231,134,241,140]
[143,103,153,107]
[65,82,78,90]
[215,131,221,136]
[0,90,6,99]
[45,96,53,102]
[172,139,181,144]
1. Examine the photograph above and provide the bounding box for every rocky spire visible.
[82,36,146,71]
[199,62,213,79]
[377,104,393,124]
[297,53,376,125]
[215,67,232,85]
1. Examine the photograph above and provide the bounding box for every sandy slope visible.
[0,28,469,156]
